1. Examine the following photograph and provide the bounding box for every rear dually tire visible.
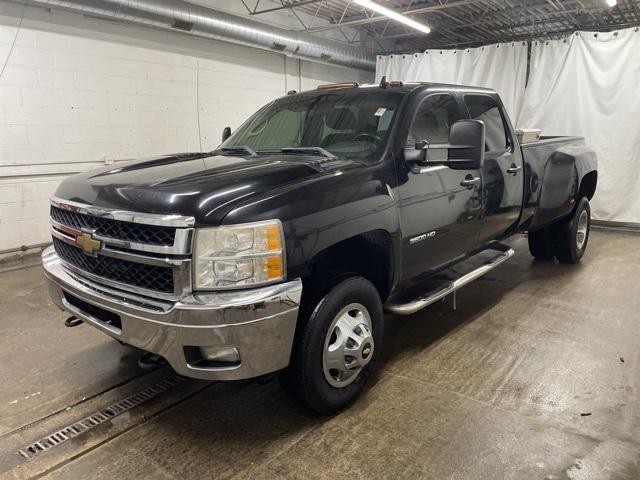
[553,196,591,264]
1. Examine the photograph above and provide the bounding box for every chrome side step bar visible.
[384,243,515,315]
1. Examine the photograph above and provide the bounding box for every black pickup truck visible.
[43,81,597,414]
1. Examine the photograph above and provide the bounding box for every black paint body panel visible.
[53,84,597,299]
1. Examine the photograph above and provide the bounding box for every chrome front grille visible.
[51,206,175,246]
[53,238,175,293]
[49,197,194,300]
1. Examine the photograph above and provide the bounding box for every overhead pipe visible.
[25,0,376,71]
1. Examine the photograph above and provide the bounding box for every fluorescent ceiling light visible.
[354,0,431,34]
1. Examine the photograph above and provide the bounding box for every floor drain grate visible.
[18,376,181,459]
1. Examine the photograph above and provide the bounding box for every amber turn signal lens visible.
[266,224,282,251]
[266,255,283,279]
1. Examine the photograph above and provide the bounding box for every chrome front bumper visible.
[42,246,302,381]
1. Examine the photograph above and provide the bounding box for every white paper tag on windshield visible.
[374,107,387,117]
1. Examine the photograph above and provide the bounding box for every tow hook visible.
[64,316,83,328]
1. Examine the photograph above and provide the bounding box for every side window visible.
[407,94,462,161]
[464,95,508,153]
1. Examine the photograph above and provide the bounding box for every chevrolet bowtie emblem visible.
[75,231,102,256]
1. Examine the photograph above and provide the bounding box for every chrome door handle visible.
[507,164,522,175]
[460,175,481,188]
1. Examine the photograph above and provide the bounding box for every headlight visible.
[193,220,285,289]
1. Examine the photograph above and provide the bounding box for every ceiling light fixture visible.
[606,0,617,6]
[353,0,431,34]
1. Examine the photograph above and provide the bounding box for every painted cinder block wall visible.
[0,2,373,252]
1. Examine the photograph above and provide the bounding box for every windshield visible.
[220,90,404,161]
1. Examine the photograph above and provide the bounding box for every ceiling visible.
[242,0,640,54]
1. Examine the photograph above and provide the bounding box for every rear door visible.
[397,92,484,284]
[463,94,524,244]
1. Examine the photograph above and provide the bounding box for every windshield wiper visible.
[217,145,257,156]
[280,147,336,159]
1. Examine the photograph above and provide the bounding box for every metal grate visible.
[18,376,181,459]
[51,206,176,246]
[53,237,175,294]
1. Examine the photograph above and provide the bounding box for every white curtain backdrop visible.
[375,42,528,119]
[518,27,640,224]
[376,30,640,223]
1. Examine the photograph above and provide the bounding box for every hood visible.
[54,152,355,225]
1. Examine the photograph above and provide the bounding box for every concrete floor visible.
[0,230,638,479]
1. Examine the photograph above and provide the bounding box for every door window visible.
[464,95,509,153]
[407,94,462,161]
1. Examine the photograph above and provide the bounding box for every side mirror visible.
[402,120,485,173]
[446,119,485,170]
[222,126,232,142]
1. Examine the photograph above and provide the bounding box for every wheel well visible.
[306,230,394,302]
[579,171,597,200]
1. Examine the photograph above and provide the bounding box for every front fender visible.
[220,165,401,283]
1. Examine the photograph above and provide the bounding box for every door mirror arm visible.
[402,141,447,173]
[401,120,485,174]
[402,140,482,173]
[400,142,428,171]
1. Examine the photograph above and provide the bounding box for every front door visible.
[396,93,484,285]
[463,94,524,244]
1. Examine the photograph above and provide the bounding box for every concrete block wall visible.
[0,3,373,252]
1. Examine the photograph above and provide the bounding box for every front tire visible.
[553,197,591,264]
[280,276,383,415]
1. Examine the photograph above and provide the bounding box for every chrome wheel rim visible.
[322,303,374,388]
[576,210,588,250]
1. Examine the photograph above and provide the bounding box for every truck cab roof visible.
[306,81,498,97]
